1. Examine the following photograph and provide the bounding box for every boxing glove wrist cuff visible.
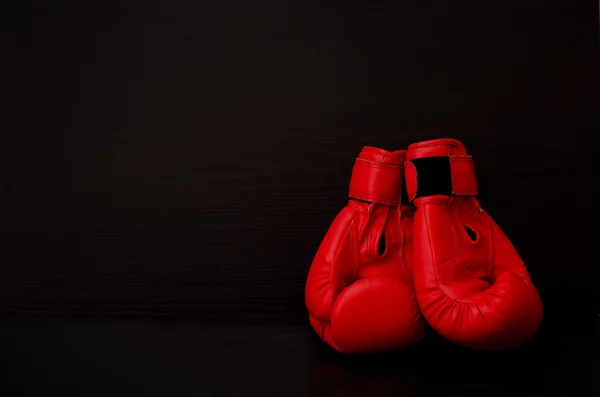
[349,158,403,206]
[405,155,478,201]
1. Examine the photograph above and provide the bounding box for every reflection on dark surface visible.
[307,340,420,397]
[0,317,597,396]
[306,317,599,397]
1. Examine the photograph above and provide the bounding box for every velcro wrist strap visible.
[405,155,478,201]
[349,158,403,206]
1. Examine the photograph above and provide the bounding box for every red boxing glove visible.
[405,138,543,350]
[305,147,426,353]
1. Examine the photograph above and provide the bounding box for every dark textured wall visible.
[2,1,596,326]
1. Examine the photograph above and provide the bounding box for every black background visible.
[1,1,598,396]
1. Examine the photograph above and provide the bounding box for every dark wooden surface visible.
[0,319,598,397]
[2,0,596,324]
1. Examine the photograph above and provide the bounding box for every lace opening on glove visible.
[378,229,387,256]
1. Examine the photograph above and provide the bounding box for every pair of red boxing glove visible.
[305,138,543,353]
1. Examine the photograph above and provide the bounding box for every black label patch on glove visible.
[411,156,453,198]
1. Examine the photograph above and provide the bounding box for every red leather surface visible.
[406,138,543,350]
[305,147,425,353]
[404,161,418,202]
[449,156,478,196]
